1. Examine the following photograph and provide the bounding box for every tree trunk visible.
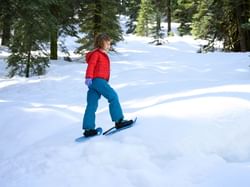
[25,50,31,78]
[156,10,161,38]
[236,2,247,52]
[94,0,102,38]
[50,28,58,60]
[167,0,171,33]
[1,14,11,46]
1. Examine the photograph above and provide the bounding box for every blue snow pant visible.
[82,78,124,130]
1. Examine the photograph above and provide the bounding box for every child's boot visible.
[115,118,133,129]
[83,129,98,137]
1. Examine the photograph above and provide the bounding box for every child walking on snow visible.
[82,33,133,137]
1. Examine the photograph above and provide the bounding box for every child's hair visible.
[94,33,111,49]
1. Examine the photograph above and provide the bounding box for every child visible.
[82,33,133,137]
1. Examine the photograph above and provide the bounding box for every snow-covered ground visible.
[1,24,250,187]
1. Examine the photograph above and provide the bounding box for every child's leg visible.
[92,78,124,122]
[82,88,101,130]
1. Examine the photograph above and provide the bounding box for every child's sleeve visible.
[85,52,99,79]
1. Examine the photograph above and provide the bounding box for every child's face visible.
[103,40,111,51]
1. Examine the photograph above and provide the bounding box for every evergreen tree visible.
[231,0,250,51]
[77,0,123,52]
[123,0,141,34]
[150,0,167,44]
[166,0,172,33]
[48,0,79,60]
[192,0,250,52]
[174,0,198,36]
[192,0,218,38]
[117,0,128,15]
[135,0,154,36]
[0,0,16,46]
[6,0,56,77]
[5,0,80,77]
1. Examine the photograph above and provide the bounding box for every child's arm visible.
[85,52,99,79]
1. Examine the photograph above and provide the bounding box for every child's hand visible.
[85,78,92,87]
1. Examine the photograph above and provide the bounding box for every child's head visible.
[94,33,111,51]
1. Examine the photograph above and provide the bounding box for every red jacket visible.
[85,49,110,81]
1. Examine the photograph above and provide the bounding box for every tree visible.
[77,0,123,52]
[167,0,172,33]
[150,0,167,44]
[174,0,198,36]
[48,0,79,60]
[6,0,56,77]
[135,0,154,36]
[122,0,141,34]
[0,0,16,46]
[233,0,250,51]
[192,0,250,52]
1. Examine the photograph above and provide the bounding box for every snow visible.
[1,24,250,187]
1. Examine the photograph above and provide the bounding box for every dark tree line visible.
[175,0,250,52]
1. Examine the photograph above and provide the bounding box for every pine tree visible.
[135,0,154,36]
[192,0,250,52]
[6,0,55,77]
[174,0,198,36]
[48,0,78,60]
[166,0,172,33]
[0,0,16,46]
[149,0,164,44]
[123,0,141,34]
[77,0,123,52]
[192,0,217,39]
[230,0,250,51]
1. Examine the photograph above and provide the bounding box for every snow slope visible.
[1,31,250,187]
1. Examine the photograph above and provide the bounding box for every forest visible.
[1,0,250,77]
